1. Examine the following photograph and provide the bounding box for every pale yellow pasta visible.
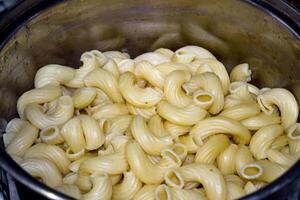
[92,103,128,120]
[225,175,245,188]
[98,144,114,156]
[112,171,142,200]
[80,152,128,175]
[229,82,255,102]
[105,115,132,141]
[164,169,185,189]
[190,116,251,144]
[256,160,286,182]
[6,123,38,157]
[217,144,238,175]
[271,135,288,150]
[195,134,230,164]
[235,145,254,177]
[82,173,113,200]
[287,123,300,154]
[250,124,284,159]
[84,68,124,103]
[134,52,170,65]
[173,48,196,64]
[40,126,64,145]
[229,63,252,82]
[159,148,182,168]
[226,181,246,200]
[134,61,165,89]
[130,115,173,155]
[192,90,214,110]
[219,103,260,121]
[25,96,74,129]
[126,142,174,184]
[154,184,171,200]
[110,174,123,186]
[72,87,97,109]
[34,64,75,88]
[83,50,107,68]
[63,172,78,185]
[175,46,216,60]
[61,117,86,153]
[164,121,191,140]
[118,59,135,73]
[175,163,226,200]
[3,132,17,147]
[164,70,191,107]
[21,158,62,187]
[148,115,169,138]
[155,48,174,58]
[182,72,224,114]
[17,85,62,118]
[24,143,70,175]
[66,148,86,162]
[103,59,120,78]
[257,88,299,130]
[170,187,207,200]
[170,143,188,161]
[240,163,264,180]
[156,62,189,76]
[5,118,28,133]
[157,100,207,126]
[267,149,297,167]
[119,72,163,107]
[244,181,266,195]
[195,59,230,95]
[178,134,199,153]
[79,114,105,150]
[103,51,129,64]
[240,112,281,131]
[75,172,92,192]
[91,88,112,107]
[147,155,161,165]
[55,184,82,200]
[127,103,157,119]
[133,185,157,200]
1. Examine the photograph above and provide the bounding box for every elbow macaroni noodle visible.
[5,46,300,199]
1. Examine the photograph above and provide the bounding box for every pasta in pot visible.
[4,47,300,200]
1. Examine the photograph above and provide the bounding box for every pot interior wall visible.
[0,0,300,122]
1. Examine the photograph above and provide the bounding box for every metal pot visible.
[0,0,299,199]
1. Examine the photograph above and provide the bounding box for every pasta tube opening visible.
[164,170,184,189]
[193,90,214,109]
[241,164,263,180]
[155,184,172,200]
[40,126,64,144]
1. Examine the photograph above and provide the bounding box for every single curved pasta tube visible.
[34,64,75,88]
[287,123,300,154]
[25,96,74,129]
[192,90,214,110]
[195,59,230,95]
[82,173,113,200]
[40,126,64,145]
[164,70,192,107]
[175,163,226,200]
[103,59,120,78]
[148,115,170,138]
[195,134,230,164]
[119,72,163,107]
[173,48,196,64]
[256,160,286,182]
[164,169,185,189]
[175,46,216,60]
[112,171,142,200]
[155,48,174,58]
[5,118,28,133]
[17,85,62,118]
[134,52,170,65]
[182,72,224,114]
[80,152,128,175]
[133,185,157,200]
[55,184,82,200]
[157,101,207,126]
[126,142,174,184]
[217,144,238,175]
[84,68,124,103]
[134,61,165,89]
[130,115,173,155]
[229,63,252,82]
[127,104,157,119]
[6,123,38,157]
[267,149,297,167]
[79,115,105,150]
[271,135,288,150]
[72,87,97,109]
[219,103,260,121]
[235,145,254,176]
[226,181,246,200]
[21,158,62,187]
[240,112,281,131]
[229,82,255,103]
[61,117,86,153]
[156,62,189,76]
[66,148,85,162]
[178,134,199,153]
[190,116,251,144]
[250,124,284,159]
[164,121,191,140]
[92,103,128,120]
[257,88,299,130]
[24,143,70,175]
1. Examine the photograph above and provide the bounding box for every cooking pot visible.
[0,0,299,199]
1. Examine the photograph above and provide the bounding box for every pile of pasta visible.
[4,46,300,200]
